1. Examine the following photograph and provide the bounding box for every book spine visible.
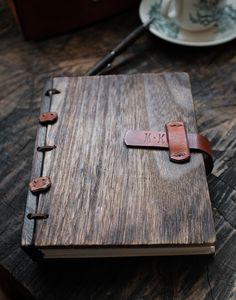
[21,78,60,259]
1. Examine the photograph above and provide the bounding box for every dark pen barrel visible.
[85,19,153,76]
[85,52,115,76]
[113,20,152,55]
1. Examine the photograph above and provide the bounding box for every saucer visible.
[139,0,236,46]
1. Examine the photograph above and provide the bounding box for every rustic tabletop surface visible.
[0,0,236,299]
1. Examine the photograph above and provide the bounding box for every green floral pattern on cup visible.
[149,0,236,38]
[149,1,180,38]
[190,0,236,30]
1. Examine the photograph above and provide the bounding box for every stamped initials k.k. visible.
[144,132,166,146]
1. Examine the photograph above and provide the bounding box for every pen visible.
[85,18,154,76]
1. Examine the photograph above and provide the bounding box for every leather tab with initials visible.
[124,121,213,175]
[165,121,190,163]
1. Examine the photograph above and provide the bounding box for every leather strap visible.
[124,125,213,175]
[165,121,190,163]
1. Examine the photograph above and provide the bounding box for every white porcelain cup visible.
[160,0,226,31]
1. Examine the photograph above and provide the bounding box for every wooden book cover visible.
[21,73,216,259]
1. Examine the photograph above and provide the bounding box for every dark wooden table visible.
[0,0,236,299]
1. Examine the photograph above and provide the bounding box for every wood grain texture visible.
[0,0,236,297]
[23,73,215,249]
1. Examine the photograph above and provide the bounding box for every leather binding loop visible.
[27,213,49,220]
[165,121,190,163]
[124,122,213,175]
[37,145,56,152]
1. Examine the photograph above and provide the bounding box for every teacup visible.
[160,0,226,31]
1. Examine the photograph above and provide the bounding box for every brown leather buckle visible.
[124,121,213,175]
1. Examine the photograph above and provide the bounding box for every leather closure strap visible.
[165,121,190,163]
[124,123,213,175]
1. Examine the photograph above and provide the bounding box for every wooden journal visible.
[21,73,216,259]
